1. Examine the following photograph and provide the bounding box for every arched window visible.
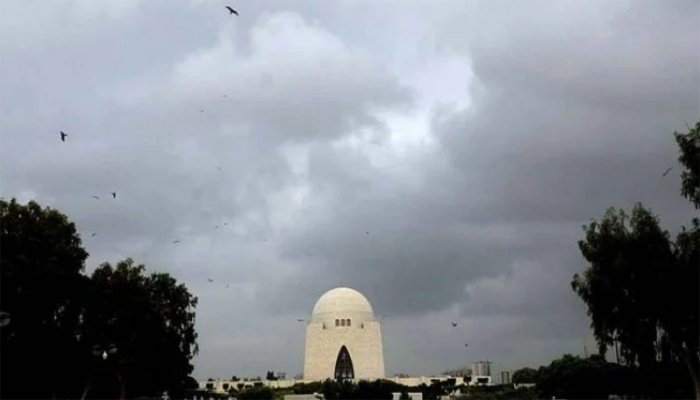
[346,319,351,327]
[334,346,354,380]
[341,319,346,326]
[335,319,339,327]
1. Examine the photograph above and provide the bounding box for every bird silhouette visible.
[208,278,214,283]
[111,192,117,199]
[365,230,370,234]
[223,222,228,226]
[464,343,469,347]
[60,131,68,142]
[225,6,238,15]
[451,322,458,327]
[91,233,97,237]
[662,167,673,177]
[173,240,181,244]
[225,284,230,288]
[91,196,100,200]
[215,225,219,229]
[297,319,305,322]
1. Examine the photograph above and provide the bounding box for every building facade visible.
[500,371,511,385]
[303,287,385,381]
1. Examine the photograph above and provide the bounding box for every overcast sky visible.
[1,0,698,381]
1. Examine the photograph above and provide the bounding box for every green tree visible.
[0,199,90,399]
[535,354,635,400]
[675,121,700,208]
[81,258,199,399]
[572,121,700,398]
[511,367,537,384]
[238,386,275,400]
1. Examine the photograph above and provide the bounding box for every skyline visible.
[0,0,698,380]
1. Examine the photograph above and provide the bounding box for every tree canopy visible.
[511,367,538,384]
[572,121,700,398]
[0,198,199,399]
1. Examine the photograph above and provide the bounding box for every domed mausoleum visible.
[303,287,385,381]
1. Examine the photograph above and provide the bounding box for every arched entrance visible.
[334,346,354,380]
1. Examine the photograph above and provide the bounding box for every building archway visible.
[334,345,354,380]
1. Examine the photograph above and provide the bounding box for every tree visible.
[535,354,636,400]
[573,120,700,399]
[238,386,274,400]
[81,258,199,399]
[511,368,537,384]
[0,199,90,399]
[675,121,700,208]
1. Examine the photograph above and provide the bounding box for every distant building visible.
[472,361,491,377]
[500,371,511,384]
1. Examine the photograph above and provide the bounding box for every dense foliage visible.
[572,121,700,398]
[511,367,537,384]
[0,199,199,399]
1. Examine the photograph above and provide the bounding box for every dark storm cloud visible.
[1,0,697,379]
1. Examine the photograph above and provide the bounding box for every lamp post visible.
[82,343,124,400]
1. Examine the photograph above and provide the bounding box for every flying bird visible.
[297,319,305,322]
[92,196,100,200]
[60,131,68,142]
[662,167,673,177]
[451,322,458,327]
[365,230,370,235]
[91,233,97,237]
[172,240,181,244]
[225,284,230,288]
[215,225,219,229]
[111,192,117,199]
[225,6,238,16]
[464,343,469,347]
[223,222,228,226]
[208,278,214,283]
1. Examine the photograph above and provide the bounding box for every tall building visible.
[303,287,385,381]
[472,361,491,377]
[500,371,511,384]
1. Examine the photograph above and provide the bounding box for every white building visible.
[303,287,385,381]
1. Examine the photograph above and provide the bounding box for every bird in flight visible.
[60,131,68,142]
[297,319,305,322]
[173,240,181,244]
[215,225,219,229]
[111,192,117,199]
[365,230,370,235]
[91,196,100,200]
[91,233,97,237]
[662,167,673,177]
[464,343,469,347]
[451,322,458,327]
[208,278,214,283]
[225,284,230,288]
[225,6,238,16]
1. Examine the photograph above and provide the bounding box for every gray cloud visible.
[1,0,697,380]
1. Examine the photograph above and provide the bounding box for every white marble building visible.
[303,287,385,381]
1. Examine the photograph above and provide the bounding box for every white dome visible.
[311,287,375,322]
